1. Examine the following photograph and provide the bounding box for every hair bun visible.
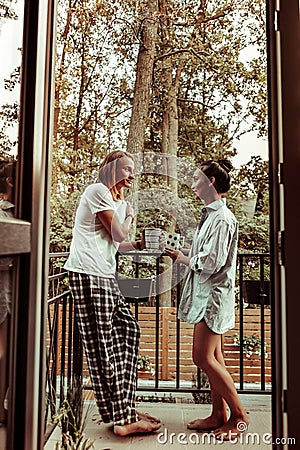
[217,159,233,173]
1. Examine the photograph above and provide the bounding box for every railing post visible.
[176,262,181,389]
[155,256,160,389]
[260,254,266,390]
[239,254,244,390]
[161,308,169,380]
[72,318,83,381]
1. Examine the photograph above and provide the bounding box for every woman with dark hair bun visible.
[198,159,233,194]
[165,158,249,440]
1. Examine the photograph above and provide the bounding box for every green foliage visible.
[0,0,18,21]
[138,354,155,375]
[118,254,158,280]
[237,214,269,253]
[234,333,268,359]
[0,4,20,158]
[50,191,81,252]
[239,257,270,282]
[234,156,269,212]
[148,0,267,160]
[0,98,19,158]
[55,435,94,450]
[50,0,269,255]
[230,156,270,252]
[53,399,95,449]
[53,0,138,193]
[52,377,94,450]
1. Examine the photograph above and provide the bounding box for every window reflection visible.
[0,1,23,447]
[0,161,15,435]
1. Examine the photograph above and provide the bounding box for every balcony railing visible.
[44,253,82,441]
[44,251,271,440]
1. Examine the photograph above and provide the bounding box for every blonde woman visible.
[65,151,160,436]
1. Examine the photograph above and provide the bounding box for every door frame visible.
[2,1,300,448]
[0,1,56,449]
[268,0,300,447]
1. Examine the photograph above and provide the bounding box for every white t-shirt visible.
[64,183,127,277]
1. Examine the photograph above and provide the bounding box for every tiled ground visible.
[44,394,272,450]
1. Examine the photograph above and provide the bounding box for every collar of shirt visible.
[196,198,226,232]
[205,197,226,213]
[0,199,14,211]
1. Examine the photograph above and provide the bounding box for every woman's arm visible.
[97,206,134,242]
[164,248,190,266]
[118,240,143,252]
[118,228,146,253]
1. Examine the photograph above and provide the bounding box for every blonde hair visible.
[97,150,134,201]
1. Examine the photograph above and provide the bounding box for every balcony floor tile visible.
[44,395,271,449]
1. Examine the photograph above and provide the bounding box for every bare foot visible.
[213,416,250,441]
[187,415,226,431]
[114,419,161,436]
[91,413,102,424]
[137,411,161,424]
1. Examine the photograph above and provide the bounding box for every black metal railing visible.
[116,251,271,395]
[236,253,271,391]
[44,251,271,438]
[44,253,82,441]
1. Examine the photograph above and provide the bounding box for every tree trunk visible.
[126,0,158,155]
[126,0,158,239]
[52,0,77,194]
[158,0,188,305]
[159,66,185,306]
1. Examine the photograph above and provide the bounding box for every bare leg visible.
[0,317,8,423]
[188,325,227,430]
[188,321,249,438]
[114,419,161,436]
[210,344,227,421]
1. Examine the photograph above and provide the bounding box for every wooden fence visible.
[47,306,271,385]
[136,307,271,384]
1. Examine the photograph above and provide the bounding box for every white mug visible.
[165,233,184,250]
[144,228,164,249]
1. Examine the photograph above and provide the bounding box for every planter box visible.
[138,370,154,379]
[117,278,154,303]
[242,280,270,305]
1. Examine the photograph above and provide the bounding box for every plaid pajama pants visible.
[68,271,140,425]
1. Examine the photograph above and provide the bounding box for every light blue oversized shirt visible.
[178,198,238,334]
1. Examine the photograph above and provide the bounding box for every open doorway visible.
[1,0,299,448]
[49,0,273,446]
